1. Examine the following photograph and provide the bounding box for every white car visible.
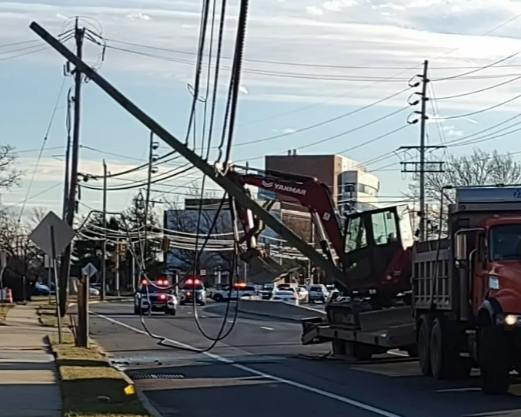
[134,279,177,315]
[296,286,309,303]
[271,290,299,305]
[212,283,256,302]
[308,284,329,303]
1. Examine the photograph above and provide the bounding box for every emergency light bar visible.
[456,186,521,205]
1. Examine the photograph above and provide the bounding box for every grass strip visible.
[0,303,14,324]
[36,304,72,328]
[49,333,151,417]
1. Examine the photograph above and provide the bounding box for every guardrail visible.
[210,298,327,322]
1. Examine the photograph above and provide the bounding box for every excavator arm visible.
[226,167,346,275]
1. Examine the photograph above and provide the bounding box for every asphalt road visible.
[89,301,521,417]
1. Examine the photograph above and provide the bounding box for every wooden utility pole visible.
[59,18,85,316]
[101,160,107,301]
[418,60,429,242]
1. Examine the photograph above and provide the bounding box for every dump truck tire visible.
[418,315,432,376]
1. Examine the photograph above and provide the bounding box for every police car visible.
[180,278,207,306]
[134,278,177,315]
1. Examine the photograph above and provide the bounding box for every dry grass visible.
[36,304,72,328]
[0,303,14,324]
[49,333,150,417]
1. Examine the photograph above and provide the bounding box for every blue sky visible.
[3,0,521,220]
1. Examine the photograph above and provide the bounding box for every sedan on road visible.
[271,290,299,305]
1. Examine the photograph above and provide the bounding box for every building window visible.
[357,183,378,196]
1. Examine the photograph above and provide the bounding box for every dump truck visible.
[302,185,521,395]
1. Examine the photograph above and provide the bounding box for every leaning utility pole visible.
[59,18,85,315]
[399,60,445,241]
[143,132,158,265]
[100,160,107,301]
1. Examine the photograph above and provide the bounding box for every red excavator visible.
[225,166,414,306]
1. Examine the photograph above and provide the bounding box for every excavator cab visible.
[341,205,414,302]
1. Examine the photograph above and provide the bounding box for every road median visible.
[210,299,327,321]
[49,332,152,417]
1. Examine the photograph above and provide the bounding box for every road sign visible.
[82,263,97,278]
[29,211,76,258]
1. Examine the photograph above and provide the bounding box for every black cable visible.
[81,165,194,192]
[336,124,411,155]
[199,0,218,156]
[184,0,212,147]
[434,74,521,100]
[434,49,521,82]
[430,89,521,121]
[205,0,227,161]
[231,88,410,148]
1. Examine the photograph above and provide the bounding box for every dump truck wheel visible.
[430,317,455,380]
[417,315,432,376]
[479,325,509,395]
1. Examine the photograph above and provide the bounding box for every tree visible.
[0,145,21,190]
[72,212,121,279]
[123,192,161,274]
[406,149,521,237]
[0,210,45,301]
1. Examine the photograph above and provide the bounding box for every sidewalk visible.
[0,305,62,417]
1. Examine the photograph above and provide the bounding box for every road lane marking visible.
[260,326,274,331]
[92,311,405,417]
[388,350,409,358]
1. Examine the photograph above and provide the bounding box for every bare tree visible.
[0,145,22,190]
[0,210,45,297]
[28,207,47,228]
[407,149,521,237]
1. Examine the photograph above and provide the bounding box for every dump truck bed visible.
[301,305,415,349]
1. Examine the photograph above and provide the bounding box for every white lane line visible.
[92,312,404,417]
[260,326,274,331]
[388,350,409,358]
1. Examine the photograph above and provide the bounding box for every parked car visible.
[308,284,329,303]
[212,283,256,302]
[296,286,309,303]
[271,290,298,305]
[33,282,51,296]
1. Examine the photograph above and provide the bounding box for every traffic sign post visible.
[29,211,76,345]
[77,262,98,347]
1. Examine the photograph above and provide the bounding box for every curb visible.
[97,346,164,417]
[136,388,164,417]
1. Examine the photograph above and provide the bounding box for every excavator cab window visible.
[341,206,409,296]
[344,215,368,253]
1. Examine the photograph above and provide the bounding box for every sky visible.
[3,0,521,223]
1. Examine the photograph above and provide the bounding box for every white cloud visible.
[441,125,463,137]
[305,6,324,16]
[126,11,151,20]
[282,127,297,134]
[3,0,521,110]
